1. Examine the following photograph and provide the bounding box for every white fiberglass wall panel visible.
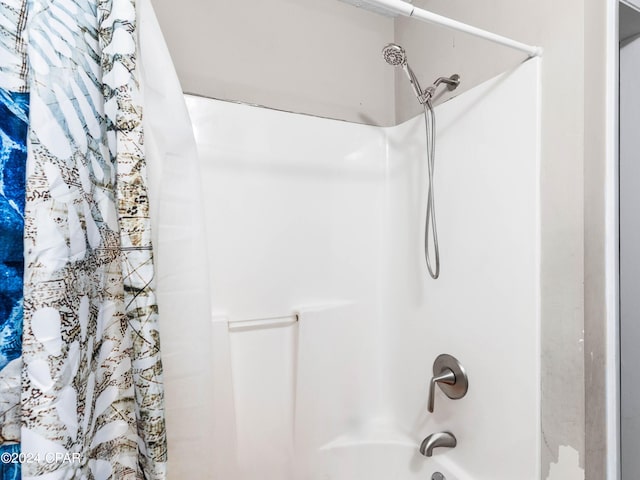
[382,58,540,479]
[187,95,387,480]
[184,57,540,479]
[187,97,386,320]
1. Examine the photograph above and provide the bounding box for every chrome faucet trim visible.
[419,431,457,457]
[427,354,469,413]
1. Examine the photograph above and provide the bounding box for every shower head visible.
[382,43,425,103]
[382,43,461,106]
[382,43,407,66]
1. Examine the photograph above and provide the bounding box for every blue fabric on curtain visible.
[0,88,28,480]
[0,445,21,480]
[0,0,167,478]
[0,90,27,372]
[0,2,29,476]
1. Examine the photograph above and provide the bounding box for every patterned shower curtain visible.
[0,0,166,478]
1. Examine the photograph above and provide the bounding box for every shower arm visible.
[433,75,461,90]
[420,75,461,105]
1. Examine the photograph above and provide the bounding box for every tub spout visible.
[419,432,457,457]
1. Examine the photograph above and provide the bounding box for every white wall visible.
[583,2,616,478]
[150,0,395,126]
[185,59,540,479]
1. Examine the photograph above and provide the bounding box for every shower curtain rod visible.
[353,0,542,57]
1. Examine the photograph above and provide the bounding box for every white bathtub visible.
[309,439,473,480]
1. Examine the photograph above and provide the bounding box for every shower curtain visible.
[0,0,166,478]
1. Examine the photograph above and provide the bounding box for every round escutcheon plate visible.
[432,353,468,400]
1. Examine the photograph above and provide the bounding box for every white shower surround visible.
[178,59,541,479]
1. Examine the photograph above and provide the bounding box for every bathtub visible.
[309,438,473,480]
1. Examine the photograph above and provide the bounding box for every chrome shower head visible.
[382,43,407,66]
[382,43,461,106]
[382,43,425,103]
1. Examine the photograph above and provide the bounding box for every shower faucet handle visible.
[428,368,456,413]
[427,354,469,413]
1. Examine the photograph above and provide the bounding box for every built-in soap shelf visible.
[227,312,299,331]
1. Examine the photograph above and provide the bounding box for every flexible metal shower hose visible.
[423,100,439,279]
